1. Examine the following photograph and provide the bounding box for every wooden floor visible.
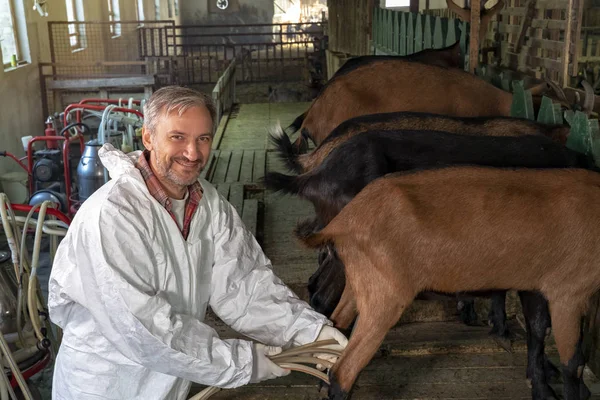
[189,102,600,399]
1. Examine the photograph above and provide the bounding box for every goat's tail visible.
[294,219,331,248]
[284,111,307,135]
[263,170,307,195]
[268,122,303,173]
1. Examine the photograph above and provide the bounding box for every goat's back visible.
[300,61,514,145]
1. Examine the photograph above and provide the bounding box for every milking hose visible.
[188,339,342,400]
[0,331,33,400]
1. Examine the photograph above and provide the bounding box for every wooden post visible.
[469,0,481,73]
[561,0,574,87]
[571,0,585,83]
[410,0,419,13]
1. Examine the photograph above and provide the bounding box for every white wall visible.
[0,0,164,178]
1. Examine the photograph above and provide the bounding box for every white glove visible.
[249,343,291,383]
[313,325,348,370]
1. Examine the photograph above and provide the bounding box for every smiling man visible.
[48,86,347,400]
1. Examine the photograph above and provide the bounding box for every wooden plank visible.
[216,183,230,200]
[531,18,567,30]
[252,150,266,183]
[433,16,444,48]
[506,52,562,70]
[561,0,575,87]
[200,150,220,181]
[400,12,407,55]
[211,107,231,150]
[446,18,457,47]
[515,0,538,53]
[211,150,232,184]
[469,0,481,72]
[47,75,155,89]
[393,11,400,54]
[570,0,585,82]
[500,7,526,16]
[415,14,423,52]
[225,151,243,183]
[239,150,254,183]
[537,0,569,7]
[241,199,258,237]
[407,13,414,54]
[229,183,244,216]
[525,37,564,52]
[424,14,433,49]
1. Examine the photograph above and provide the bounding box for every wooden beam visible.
[410,0,419,13]
[515,0,537,53]
[47,76,156,90]
[570,0,585,78]
[561,0,574,87]
[469,0,481,72]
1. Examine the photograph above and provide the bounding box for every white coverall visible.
[48,144,331,399]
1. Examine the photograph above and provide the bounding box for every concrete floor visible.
[3,102,600,399]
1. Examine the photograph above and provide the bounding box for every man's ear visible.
[141,126,153,150]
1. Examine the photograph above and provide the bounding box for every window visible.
[0,0,29,69]
[66,0,86,50]
[136,0,145,22]
[0,0,20,66]
[155,0,161,19]
[174,0,179,16]
[107,0,121,37]
[167,0,173,18]
[385,0,410,6]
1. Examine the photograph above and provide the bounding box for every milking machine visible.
[0,194,70,399]
[1,97,146,217]
[61,99,145,209]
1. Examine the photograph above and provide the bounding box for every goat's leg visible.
[549,301,590,400]
[310,251,346,318]
[330,283,357,331]
[307,245,334,298]
[519,291,558,400]
[329,272,413,399]
[488,291,514,352]
[457,296,479,326]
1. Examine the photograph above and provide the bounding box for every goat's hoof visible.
[328,372,351,400]
[493,335,513,353]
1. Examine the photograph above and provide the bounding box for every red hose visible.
[10,203,71,225]
[0,151,29,174]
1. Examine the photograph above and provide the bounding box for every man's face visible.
[142,105,213,197]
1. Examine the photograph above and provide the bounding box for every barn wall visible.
[327,0,374,55]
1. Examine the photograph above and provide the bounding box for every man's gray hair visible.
[143,86,217,134]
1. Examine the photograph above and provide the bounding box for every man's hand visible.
[249,343,291,383]
[313,325,348,370]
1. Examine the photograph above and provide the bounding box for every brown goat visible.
[293,60,514,150]
[296,166,600,400]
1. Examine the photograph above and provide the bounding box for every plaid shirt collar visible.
[135,150,203,239]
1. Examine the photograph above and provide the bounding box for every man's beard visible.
[154,153,203,187]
